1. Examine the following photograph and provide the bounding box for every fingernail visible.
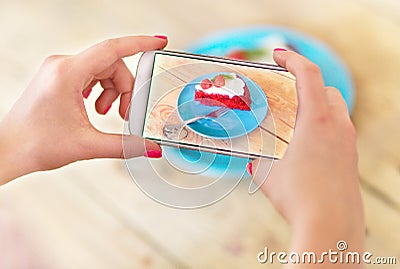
[274,48,287,52]
[103,105,111,115]
[246,162,253,176]
[83,88,92,99]
[144,150,162,158]
[154,35,168,40]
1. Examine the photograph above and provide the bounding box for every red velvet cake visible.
[194,73,252,111]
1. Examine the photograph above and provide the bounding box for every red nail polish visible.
[144,150,162,158]
[274,48,287,52]
[103,105,111,114]
[154,35,168,40]
[83,88,92,99]
[246,162,253,176]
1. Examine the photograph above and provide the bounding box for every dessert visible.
[194,73,251,111]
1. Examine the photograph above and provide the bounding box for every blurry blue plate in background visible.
[187,26,354,112]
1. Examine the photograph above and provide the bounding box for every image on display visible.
[142,53,297,159]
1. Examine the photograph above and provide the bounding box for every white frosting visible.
[195,74,245,98]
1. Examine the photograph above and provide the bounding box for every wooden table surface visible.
[0,0,399,268]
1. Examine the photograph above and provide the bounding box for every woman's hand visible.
[0,35,167,184]
[249,50,364,268]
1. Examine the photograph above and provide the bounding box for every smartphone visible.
[129,50,297,159]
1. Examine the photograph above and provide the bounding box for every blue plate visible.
[177,72,268,139]
[188,26,354,113]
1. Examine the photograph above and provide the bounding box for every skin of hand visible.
[249,50,365,268]
[0,35,168,184]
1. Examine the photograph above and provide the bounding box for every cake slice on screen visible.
[194,73,252,111]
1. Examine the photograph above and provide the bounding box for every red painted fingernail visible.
[274,48,287,52]
[83,88,92,99]
[103,105,111,115]
[246,162,253,176]
[143,150,162,158]
[154,35,168,40]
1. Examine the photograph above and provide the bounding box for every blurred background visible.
[0,0,399,268]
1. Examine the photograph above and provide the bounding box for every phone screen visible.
[141,51,297,159]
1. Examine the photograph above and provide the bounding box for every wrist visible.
[291,209,365,254]
[0,119,36,184]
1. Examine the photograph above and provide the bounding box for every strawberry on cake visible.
[194,73,252,111]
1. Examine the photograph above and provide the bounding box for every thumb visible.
[84,132,162,159]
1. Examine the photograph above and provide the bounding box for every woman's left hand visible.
[0,35,167,183]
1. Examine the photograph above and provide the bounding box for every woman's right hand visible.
[249,50,364,267]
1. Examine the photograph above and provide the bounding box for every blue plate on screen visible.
[177,72,268,139]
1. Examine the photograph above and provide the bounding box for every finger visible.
[324,86,351,121]
[246,158,275,194]
[82,80,98,99]
[95,79,119,114]
[273,50,328,116]
[75,35,168,76]
[325,86,348,111]
[119,91,132,120]
[103,59,134,119]
[84,133,162,159]
[95,59,134,115]
[123,135,162,159]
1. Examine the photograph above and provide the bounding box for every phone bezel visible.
[129,50,288,159]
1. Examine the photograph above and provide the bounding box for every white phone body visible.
[129,50,297,159]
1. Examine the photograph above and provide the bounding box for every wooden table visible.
[0,0,399,268]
